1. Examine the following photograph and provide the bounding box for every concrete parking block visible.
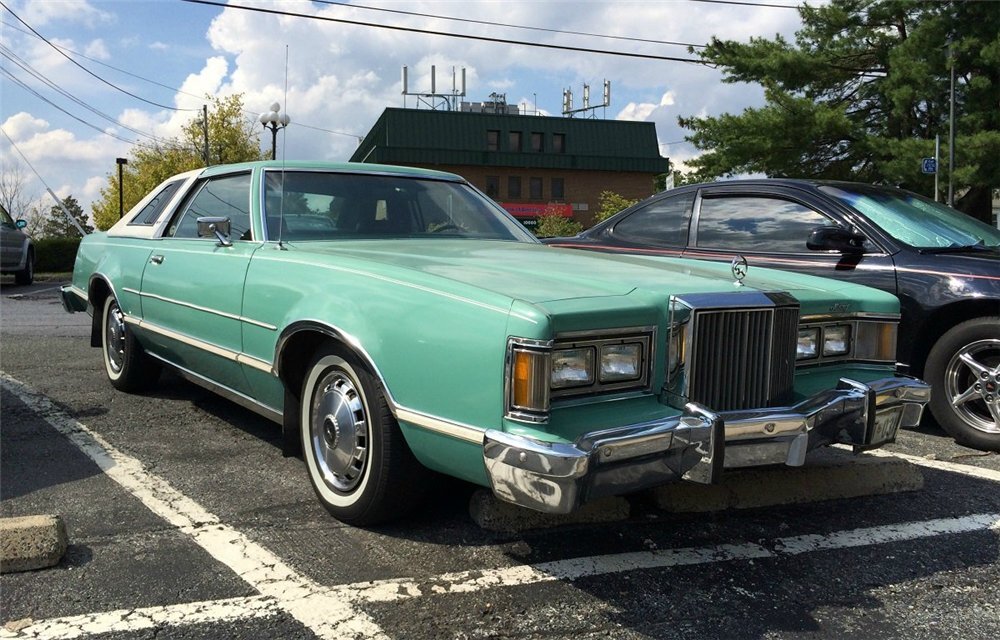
[0,514,68,573]
[652,448,924,512]
[470,492,630,533]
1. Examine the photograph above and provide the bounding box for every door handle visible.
[150,255,164,265]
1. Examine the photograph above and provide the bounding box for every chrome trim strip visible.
[799,312,900,322]
[66,285,88,302]
[127,289,278,330]
[124,315,273,373]
[144,352,283,423]
[394,408,484,444]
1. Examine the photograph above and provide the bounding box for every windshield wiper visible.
[919,241,998,255]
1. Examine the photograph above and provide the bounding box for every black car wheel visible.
[14,248,33,285]
[101,296,161,392]
[926,317,1000,451]
[300,346,427,525]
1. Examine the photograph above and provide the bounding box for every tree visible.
[593,191,639,225]
[41,195,93,238]
[0,163,45,235]
[92,94,265,230]
[679,0,999,223]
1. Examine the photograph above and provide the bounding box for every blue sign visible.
[921,158,938,174]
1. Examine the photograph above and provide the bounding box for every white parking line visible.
[4,374,1000,640]
[854,446,1000,482]
[0,374,388,640]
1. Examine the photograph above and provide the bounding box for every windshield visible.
[820,184,1000,250]
[263,170,536,243]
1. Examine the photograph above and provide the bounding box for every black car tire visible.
[300,346,427,525]
[14,248,33,285]
[101,296,161,392]
[925,316,1000,451]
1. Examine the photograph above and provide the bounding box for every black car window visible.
[165,173,252,240]
[612,192,694,246]
[131,180,183,226]
[696,196,832,253]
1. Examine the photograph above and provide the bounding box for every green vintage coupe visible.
[63,161,929,524]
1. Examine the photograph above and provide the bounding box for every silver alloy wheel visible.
[945,338,1000,434]
[309,371,369,493]
[105,301,127,375]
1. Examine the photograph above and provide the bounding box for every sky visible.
[0,0,808,220]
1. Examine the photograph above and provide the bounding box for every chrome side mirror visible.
[197,216,233,247]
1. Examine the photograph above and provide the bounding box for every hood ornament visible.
[731,255,748,286]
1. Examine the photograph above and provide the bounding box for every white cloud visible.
[18,0,113,28]
[149,42,170,52]
[84,39,109,60]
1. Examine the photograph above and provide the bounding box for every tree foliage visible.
[41,195,93,238]
[92,94,266,230]
[679,0,999,222]
[535,214,583,238]
[593,191,639,225]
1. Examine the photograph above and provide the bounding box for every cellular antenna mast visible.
[562,80,611,119]
[401,65,466,110]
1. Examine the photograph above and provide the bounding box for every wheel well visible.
[276,330,345,401]
[87,277,113,348]
[910,299,1000,378]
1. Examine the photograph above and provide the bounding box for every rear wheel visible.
[300,347,427,525]
[925,317,1000,451]
[101,296,160,392]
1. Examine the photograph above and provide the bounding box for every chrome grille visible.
[687,306,798,411]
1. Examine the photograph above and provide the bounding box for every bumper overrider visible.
[482,376,930,514]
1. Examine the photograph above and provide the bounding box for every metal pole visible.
[934,135,940,202]
[948,49,956,207]
[270,125,278,160]
[202,104,209,165]
[116,158,127,219]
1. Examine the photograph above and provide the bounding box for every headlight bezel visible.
[796,315,898,366]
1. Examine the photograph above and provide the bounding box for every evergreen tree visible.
[679,0,999,222]
[41,195,93,238]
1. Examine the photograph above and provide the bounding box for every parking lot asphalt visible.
[1,280,999,639]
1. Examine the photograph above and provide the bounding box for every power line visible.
[314,0,706,49]
[688,0,801,9]
[180,0,708,64]
[0,1,198,112]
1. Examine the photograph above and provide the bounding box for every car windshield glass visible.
[820,185,1000,250]
[264,171,536,243]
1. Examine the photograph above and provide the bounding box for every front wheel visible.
[300,347,427,525]
[925,317,1000,451]
[14,249,33,285]
[101,296,160,392]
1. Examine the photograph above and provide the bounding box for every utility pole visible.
[947,42,956,207]
[116,157,127,219]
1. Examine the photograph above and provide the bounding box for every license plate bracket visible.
[868,405,904,446]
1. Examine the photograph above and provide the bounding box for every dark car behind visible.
[547,179,1000,450]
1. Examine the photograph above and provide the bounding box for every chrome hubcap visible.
[945,338,1000,434]
[310,372,368,492]
[105,303,126,374]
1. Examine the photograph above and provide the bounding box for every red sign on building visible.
[501,203,573,219]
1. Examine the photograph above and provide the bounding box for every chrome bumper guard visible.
[483,403,725,514]
[723,376,930,469]
[60,285,87,313]
[482,376,930,514]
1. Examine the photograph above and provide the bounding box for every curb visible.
[0,515,68,574]
[470,449,923,531]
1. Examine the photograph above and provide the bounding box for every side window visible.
[613,193,694,246]
[696,196,833,253]
[165,173,252,240]
[131,180,182,226]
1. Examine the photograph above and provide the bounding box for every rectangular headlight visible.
[551,347,595,388]
[823,325,851,356]
[855,321,897,361]
[797,327,819,360]
[599,343,642,382]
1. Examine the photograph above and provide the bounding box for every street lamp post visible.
[259,102,290,160]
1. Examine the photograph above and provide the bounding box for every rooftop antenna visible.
[401,65,466,110]
[562,80,611,119]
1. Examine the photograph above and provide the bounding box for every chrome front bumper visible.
[482,376,930,514]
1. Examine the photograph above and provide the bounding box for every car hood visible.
[284,239,898,315]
